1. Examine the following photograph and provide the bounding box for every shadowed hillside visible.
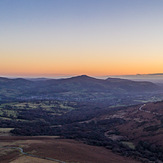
[0,75,161,105]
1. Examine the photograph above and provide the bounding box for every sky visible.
[0,0,163,77]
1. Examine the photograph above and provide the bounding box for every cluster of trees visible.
[17,108,50,120]
[136,141,163,162]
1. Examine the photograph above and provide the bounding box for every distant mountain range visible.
[0,75,161,103]
[145,73,163,76]
[111,74,163,83]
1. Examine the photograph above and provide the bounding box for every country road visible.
[138,104,162,116]
[138,104,148,112]
[0,146,66,163]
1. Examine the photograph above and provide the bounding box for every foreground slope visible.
[0,136,139,163]
[1,100,163,162]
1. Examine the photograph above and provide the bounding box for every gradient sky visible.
[0,0,163,77]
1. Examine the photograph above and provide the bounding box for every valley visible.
[2,0,163,162]
[0,99,163,162]
[0,76,163,162]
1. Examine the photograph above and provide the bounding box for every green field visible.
[0,100,77,122]
[121,141,135,150]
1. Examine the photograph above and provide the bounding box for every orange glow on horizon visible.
[1,1,163,78]
[1,44,163,77]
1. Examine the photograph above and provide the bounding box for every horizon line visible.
[1,73,163,79]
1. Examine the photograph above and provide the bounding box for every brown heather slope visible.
[99,101,163,147]
[10,156,58,163]
[0,136,139,163]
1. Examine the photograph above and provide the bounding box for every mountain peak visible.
[66,75,97,81]
[78,75,90,78]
